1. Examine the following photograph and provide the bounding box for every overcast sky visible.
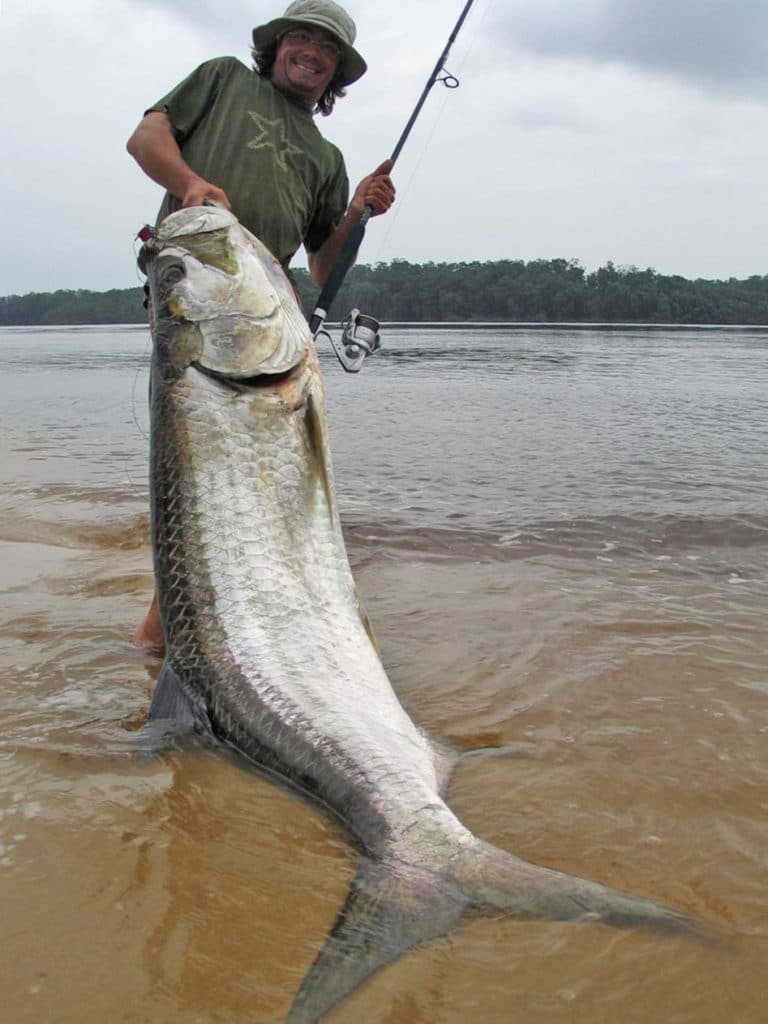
[2,0,767,295]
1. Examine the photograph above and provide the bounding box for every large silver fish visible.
[142,207,704,1022]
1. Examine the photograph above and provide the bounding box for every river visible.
[0,324,766,1022]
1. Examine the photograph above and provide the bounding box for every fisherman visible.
[127,0,395,656]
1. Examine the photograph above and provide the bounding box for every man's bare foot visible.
[133,591,165,658]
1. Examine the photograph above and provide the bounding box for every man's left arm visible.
[308,160,395,288]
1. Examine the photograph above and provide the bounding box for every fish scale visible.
[153,351,444,842]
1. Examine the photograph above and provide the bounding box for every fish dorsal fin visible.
[286,854,468,1023]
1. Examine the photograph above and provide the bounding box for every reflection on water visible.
[0,325,766,1022]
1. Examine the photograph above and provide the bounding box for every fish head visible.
[143,206,312,378]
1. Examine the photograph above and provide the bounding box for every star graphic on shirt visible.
[246,111,304,172]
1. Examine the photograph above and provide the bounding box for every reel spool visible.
[320,309,381,373]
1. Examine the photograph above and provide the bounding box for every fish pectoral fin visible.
[140,661,214,751]
[458,739,541,763]
[286,854,468,1024]
[356,595,381,655]
[433,738,541,795]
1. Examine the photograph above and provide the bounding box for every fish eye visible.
[160,263,186,286]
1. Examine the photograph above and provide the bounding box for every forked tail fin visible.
[286,838,711,1022]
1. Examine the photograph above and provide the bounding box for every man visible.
[127,0,395,655]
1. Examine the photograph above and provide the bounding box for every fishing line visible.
[370,0,491,264]
[129,344,150,442]
[129,232,151,445]
[368,88,454,264]
[122,232,151,505]
[121,339,150,502]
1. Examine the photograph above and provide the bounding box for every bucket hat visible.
[252,1,367,86]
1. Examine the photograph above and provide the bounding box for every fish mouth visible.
[190,342,314,397]
[192,361,298,390]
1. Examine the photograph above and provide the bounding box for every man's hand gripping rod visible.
[310,0,477,372]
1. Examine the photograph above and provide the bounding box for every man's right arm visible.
[126,111,231,210]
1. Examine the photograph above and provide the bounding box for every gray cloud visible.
[492,0,768,97]
[127,0,256,40]
[130,0,242,23]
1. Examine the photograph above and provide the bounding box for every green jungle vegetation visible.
[2,259,767,325]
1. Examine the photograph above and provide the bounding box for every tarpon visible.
[142,207,706,1022]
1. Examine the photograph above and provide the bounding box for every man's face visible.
[271,26,341,107]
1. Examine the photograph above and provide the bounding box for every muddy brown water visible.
[0,325,766,1022]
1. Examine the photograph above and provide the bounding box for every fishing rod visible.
[311,0,477,372]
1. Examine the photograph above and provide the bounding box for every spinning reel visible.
[316,309,381,374]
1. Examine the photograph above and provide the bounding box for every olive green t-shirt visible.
[149,57,349,267]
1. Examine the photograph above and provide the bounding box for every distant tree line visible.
[0,287,147,326]
[2,259,767,326]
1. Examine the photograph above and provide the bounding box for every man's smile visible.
[291,57,324,75]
